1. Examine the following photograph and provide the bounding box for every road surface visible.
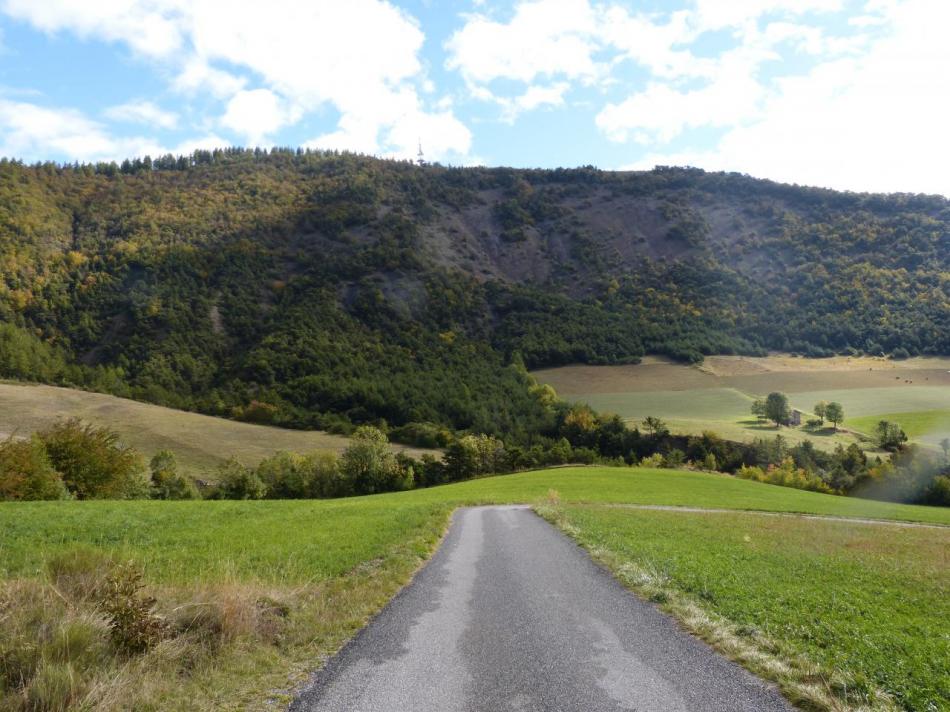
[290,505,792,712]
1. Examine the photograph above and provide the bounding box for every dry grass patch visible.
[0,382,433,477]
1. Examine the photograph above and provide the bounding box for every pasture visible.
[0,382,430,476]
[1,467,947,711]
[557,503,949,711]
[533,355,950,451]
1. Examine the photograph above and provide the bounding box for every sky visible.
[0,0,948,195]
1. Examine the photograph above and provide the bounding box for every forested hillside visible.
[1,149,948,441]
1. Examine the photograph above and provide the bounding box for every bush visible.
[39,419,148,499]
[663,449,686,468]
[100,563,166,655]
[923,475,950,506]
[340,426,413,495]
[149,450,199,500]
[890,347,910,360]
[302,451,348,498]
[737,458,833,493]
[0,436,69,501]
[638,453,665,468]
[215,459,266,500]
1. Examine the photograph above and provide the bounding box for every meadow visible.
[534,355,950,452]
[551,504,948,711]
[0,382,431,476]
[1,466,947,711]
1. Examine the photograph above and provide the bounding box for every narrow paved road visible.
[291,506,792,712]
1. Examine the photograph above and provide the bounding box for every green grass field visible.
[1,467,947,710]
[0,382,432,476]
[534,356,950,452]
[554,504,948,711]
[848,410,950,444]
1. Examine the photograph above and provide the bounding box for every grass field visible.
[533,355,950,452]
[0,382,432,476]
[848,410,950,448]
[550,504,948,711]
[1,466,947,711]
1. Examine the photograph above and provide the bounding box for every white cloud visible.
[173,57,246,98]
[105,100,178,130]
[502,83,570,122]
[446,0,602,85]
[597,33,777,143]
[1,0,473,159]
[0,98,165,161]
[625,0,950,195]
[306,87,473,162]
[220,89,299,145]
[0,0,182,58]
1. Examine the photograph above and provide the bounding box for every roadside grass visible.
[1,466,948,710]
[539,504,949,711]
[0,382,432,476]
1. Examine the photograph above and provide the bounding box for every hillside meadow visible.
[534,354,950,453]
[0,381,432,476]
[1,466,947,711]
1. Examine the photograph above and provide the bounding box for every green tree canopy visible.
[765,392,790,427]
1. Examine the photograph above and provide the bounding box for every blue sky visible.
[0,1,947,194]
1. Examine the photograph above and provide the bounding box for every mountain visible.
[1,149,948,442]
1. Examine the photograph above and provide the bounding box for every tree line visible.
[4,411,947,506]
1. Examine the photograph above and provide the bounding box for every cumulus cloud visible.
[105,100,178,130]
[625,0,950,195]
[220,89,300,145]
[1,0,473,160]
[0,0,182,58]
[0,98,165,161]
[446,0,602,85]
[637,0,950,195]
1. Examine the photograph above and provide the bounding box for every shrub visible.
[215,459,266,500]
[702,453,718,471]
[303,451,348,498]
[340,426,413,494]
[149,450,199,500]
[0,436,68,501]
[737,458,833,494]
[663,449,686,468]
[638,453,665,468]
[38,419,147,499]
[923,475,950,506]
[100,563,166,655]
[256,451,309,499]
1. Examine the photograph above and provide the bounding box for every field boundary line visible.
[598,503,950,529]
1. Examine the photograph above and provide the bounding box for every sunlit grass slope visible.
[1,467,947,711]
[2,467,947,584]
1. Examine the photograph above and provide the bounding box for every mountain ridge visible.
[1,149,947,439]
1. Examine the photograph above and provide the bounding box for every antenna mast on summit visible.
[417,139,425,166]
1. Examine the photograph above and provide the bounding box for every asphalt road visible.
[290,505,793,712]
